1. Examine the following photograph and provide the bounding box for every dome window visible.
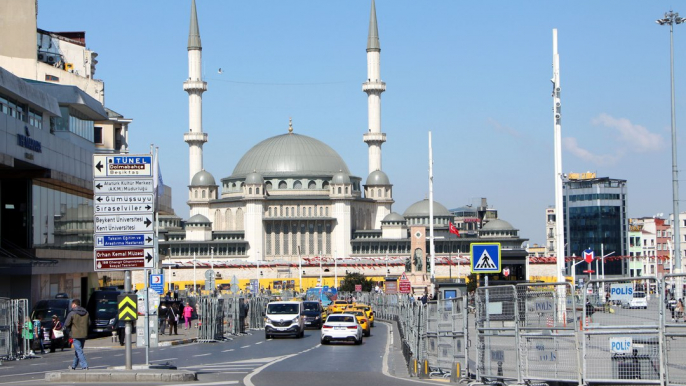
[308,180,316,189]
[294,181,302,189]
[279,181,287,189]
[248,188,252,194]
[266,181,272,190]
[256,187,260,194]
[337,187,342,194]
[322,181,329,190]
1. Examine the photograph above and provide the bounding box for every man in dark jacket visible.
[65,299,89,370]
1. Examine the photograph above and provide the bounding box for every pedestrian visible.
[158,302,168,335]
[168,303,179,335]
[50,315,64,353]
[21,317,34,356]
[183,302,193,330]
[34,315,46,354]
[421,293,428,305]
[677,298,684,322]
[116,318,126,346]
[64,299,89,370]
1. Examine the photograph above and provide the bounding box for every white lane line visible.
[255,341,263,345]
[167,381,238,386]
[91,356,102,359]
[153,357,178,361]
[221,349,234,352]
[240,345,250,348]
[193,353,211,357]
[114,354,123,357]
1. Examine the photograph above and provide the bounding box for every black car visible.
[86,290,121,336]
[31,296,74,349]
[302,301,325,329]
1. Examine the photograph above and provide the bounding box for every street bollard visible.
[449,362,461,383]
[418,359,430,379]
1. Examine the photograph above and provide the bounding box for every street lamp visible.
[298,246,302,292]
[657,10,684,273]
[334,250,338,289]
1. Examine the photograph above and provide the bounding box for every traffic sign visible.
[94,194,154,214]
[582,269,595,274]
[355,284,362,292]
[399,272,412,294]
[94,248,154,270]
[93,155,153,177]
[95,233,154,248]
[583,249,594,264]
[94,178,154,194]
[117,294,138,321]
[503,267,510,277]
[94,214,153,233]
[471,243,501,273]
[150,274,164,294]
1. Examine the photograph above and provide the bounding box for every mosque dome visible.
[332,171,351,184]
[229,133,350,179]
[244,171,264,184]
[190,169,216,186]
[403,199,451,217]
[365,170,390,185]
[481,219,515,231]
[382,212,406,222]
[187,213,211,224]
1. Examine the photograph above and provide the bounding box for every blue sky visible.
[38,1,685,248]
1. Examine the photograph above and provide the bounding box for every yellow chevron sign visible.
[118,294,138,321]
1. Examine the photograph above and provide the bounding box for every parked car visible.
[628,291,648,309]
[86,290,121,336]
[30,296,75,349]
[321,313,363,345]
[301,301,326,329]
[264,301,304,339]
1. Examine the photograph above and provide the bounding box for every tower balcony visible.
[363,132,386,143]
[362,81,386,93]
[184,132,208,143]
[183,80,208,92]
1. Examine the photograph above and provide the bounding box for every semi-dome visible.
[244,171,264,184]
[382,212,406,222]
[187,213,211,224]
[332,171,351,184]
[482,219,515,231]
[229,133,350,178]
[191,169,216,186]
[366,170,390,185]
[403,199,451,217]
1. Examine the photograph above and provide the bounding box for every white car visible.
[321,313,363,345]
[629,291,648,309]
[264,301,305,339]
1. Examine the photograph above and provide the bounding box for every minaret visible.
[362,0,386,175]
[184,0,208,183]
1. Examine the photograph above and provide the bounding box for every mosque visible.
[153,0,529,292]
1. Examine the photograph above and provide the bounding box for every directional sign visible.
[94,194,154,214]
[471,243,501,273]
[94,178,154,194]
[583,249,594,264]
[94,214,153,233]
[93,155,153,177]
[150,274,164,295]
[94,248,154,270]
[95,233,154,248]
[118,294,138,321]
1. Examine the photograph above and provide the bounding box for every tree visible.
[467,272,478,294]
[339,272,374,292]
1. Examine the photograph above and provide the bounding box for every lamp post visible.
[256,250,260,294]
[167,248,172,293]
[334,250,338,289]
[193,252,197,294]
[298,246,302,292]
[657,10,684,273]
[319,251,323,287]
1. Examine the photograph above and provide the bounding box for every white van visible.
[264,301,304,339]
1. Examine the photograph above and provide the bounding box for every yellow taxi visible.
[327,300,350,314]
[348,309,371,337]
[353,303,375,327]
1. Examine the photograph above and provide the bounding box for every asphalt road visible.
[0,323,427,386]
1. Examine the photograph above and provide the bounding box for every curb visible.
[45,369,197,383]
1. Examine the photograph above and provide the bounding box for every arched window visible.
[378,189,381,197]
[232,183,236,189]
[248,188,252,194]
[202,190,206,198]
[256,187,260,194]
[214,210,221,230]
[266,181,272,190]
[308,207,312,216]
[337,187,341,194]
[293,181,302,189]
[322,181,329,190]
[370,189,374,197]
[279,180,287,189]
[269,207,272,217]
[345,187,348,194]
[308,180,316,189]
[235,208,244,230]
[286,207,289,216]
[225,209,232,230]
[194,190,198,198]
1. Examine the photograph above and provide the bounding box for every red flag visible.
[449,221,460,237]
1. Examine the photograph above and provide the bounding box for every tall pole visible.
[552,29,565,284]
[334,250,338,289]
[657,11,684,273]
[256,250,260,294]
[319,251,323,286]
[193,252,197,294]
[428,132,436,284]
[298,246,302,292]
[124,270,132,370]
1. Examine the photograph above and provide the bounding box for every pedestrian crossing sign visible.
[470,243,501,273]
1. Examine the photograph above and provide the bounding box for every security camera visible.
[555,113,561,119]
[556,102,561,108]
[556,87,561,93]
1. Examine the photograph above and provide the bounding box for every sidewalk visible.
[86,322,199,349]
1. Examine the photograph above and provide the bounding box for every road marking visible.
[153,357,178,361]
[91,356,102,359]
[255,341,263,345]
[114,354,123,357]
[167,382,237,386]
[222,349,234,352]
[240,345,250,348]
[193,353,211,357]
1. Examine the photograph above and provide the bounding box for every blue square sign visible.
[470,243,501,273]
[150,274,165,295]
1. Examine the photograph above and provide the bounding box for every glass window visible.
[94,127,103,143]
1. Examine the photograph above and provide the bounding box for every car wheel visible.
[355,336,362,345]
[265,332,271,340]
[364,330,370,337]
[321,338,328,345]
[371,322,374,327]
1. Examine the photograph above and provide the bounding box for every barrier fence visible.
[0,298,30,361]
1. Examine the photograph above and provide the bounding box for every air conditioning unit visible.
[38,53,45,61]
[47,55,55,63]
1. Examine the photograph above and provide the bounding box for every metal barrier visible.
[195,294,275,341]
[0,298,29,360]
[663,273,686,386]
[476,284,520,383]
[583,277,663,384]
[516,282,581,385]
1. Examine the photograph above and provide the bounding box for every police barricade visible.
[0,298,12,360]
[476,285,520,383]
[663,273,686,385]
[197,296,224,342]
[434,297,469,378]
[422,301,438,366]
[516,282,582,385]
[583,277,663,384]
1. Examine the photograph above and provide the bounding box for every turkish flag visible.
[449,221,460,237]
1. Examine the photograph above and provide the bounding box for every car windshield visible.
[303,303,319,311]
[351,311,365,317]
[267,304,299,314]
[334,301,347,305]
[328,315,355,323]
[634,292,646,299]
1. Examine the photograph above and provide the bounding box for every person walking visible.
[183,302,193,329]
[158,302,168,335]
[167,303,179,335]
[677,298,684,322]
[65,299,89,370]
[34,315,46,354]
[21,317,34,356]
[49,315,64,353]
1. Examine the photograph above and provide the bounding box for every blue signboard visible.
[150,274,165,295]
[96,234,154,248]
[470,243,501,273]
